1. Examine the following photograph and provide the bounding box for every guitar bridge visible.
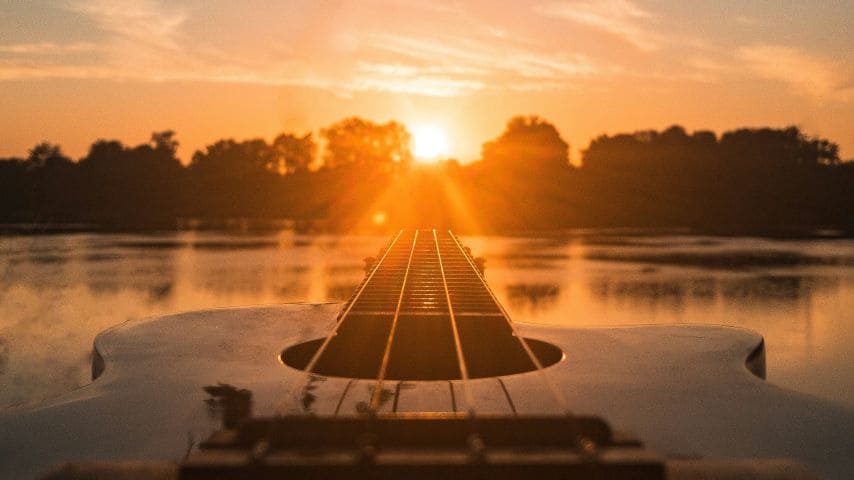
[180,413,663,480]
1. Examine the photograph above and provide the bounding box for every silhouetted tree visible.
[22,143,77,221]
[482,116,570,172]
[579,124,848,229]
[27,142,72,169]
[151,130,179,155]
[189,138,284,218]
[272,132,315,174]
[80,140,124,171]
[0,156,32,221]
[72,133,187,226]
[719,126,839,170]
[321,117,412,171]
[190,139,277,176]
[464,116,575,230]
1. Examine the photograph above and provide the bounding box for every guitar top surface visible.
[0,304,852,479]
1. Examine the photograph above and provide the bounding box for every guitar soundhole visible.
[280,337,563,380]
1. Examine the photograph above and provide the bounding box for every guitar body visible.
[1,303,852,479]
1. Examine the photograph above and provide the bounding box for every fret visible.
[370,230,421,410]
[340,230,502,318]
[293,229,562,386]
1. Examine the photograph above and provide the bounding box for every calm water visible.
[1,231,852,409]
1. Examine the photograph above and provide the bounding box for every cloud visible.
[734,15,760,26]
[353,61,488,96]
[739,44,853,101]
[374,0,463,14]
[536,0,661,52]
[0,42,103,55]
[0,61,114,81]
[63,0,187,51]
[360,32,600,83]
[349,71,485,97]
[0,0,606,96]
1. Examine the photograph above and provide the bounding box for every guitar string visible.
[369,230,420,412]
[447,230,572,415]
[333,379,355,416]
[278,229,405,415]
[432,229,476,416]
[496,378,518,415]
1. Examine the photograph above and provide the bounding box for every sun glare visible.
[412,124,449,162]
[372,211,387,226]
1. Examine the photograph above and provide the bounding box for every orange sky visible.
[1,1,852,163]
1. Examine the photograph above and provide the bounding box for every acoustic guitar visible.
[1,229,851,479]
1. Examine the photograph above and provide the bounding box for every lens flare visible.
[372,211,387,226]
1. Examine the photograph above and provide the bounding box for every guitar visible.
[0,230,851,479]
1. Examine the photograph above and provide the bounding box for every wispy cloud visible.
[361,32,600,82]
[64,0,187,51]
[0,0,733,99]
[739,44,853,101]
[0,61,114,81]
[352,61,487,96]
[536,0,661,52]
[0,0,606,96]
[374,0,463,15]
[734,15,760,26]
[0,42,103,54]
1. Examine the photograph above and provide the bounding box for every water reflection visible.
[720,275,839,302]
[326,284,360,301]
[587,249,854,269]
[148,282,174,301]
[580,236,722,248]
[485,238,571,270]
[110,240,188,250]
[589,278,714,308]
[505,284,561,313]
[21,254,69,265]
[192,240,280,251]
[192,264,310,296]
[588,275,840,309]
[83,253,122,262]
[0,232,852,410]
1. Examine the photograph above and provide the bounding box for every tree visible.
[151,130,179,157]
[190,138,276,176]
[26,142,71,169]
[321,117,412,170]
[272,132,315,174]
[187,138,283,218]
[481,116,569,171]
[719,126,840,170]
[80,140,125,171]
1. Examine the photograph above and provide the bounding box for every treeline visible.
[572,124,852,230]
[0,116,851,233]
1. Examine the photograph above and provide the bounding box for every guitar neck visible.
[310,229,556,381]
[342,229,504,318]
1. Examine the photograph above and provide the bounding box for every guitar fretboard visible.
[342,230,502,317]
[313,229,537,381]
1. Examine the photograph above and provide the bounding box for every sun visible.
[412,124,449,162]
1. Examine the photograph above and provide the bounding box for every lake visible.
[1,231,852,409]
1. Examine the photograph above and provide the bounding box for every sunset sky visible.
[1,0,852,163]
